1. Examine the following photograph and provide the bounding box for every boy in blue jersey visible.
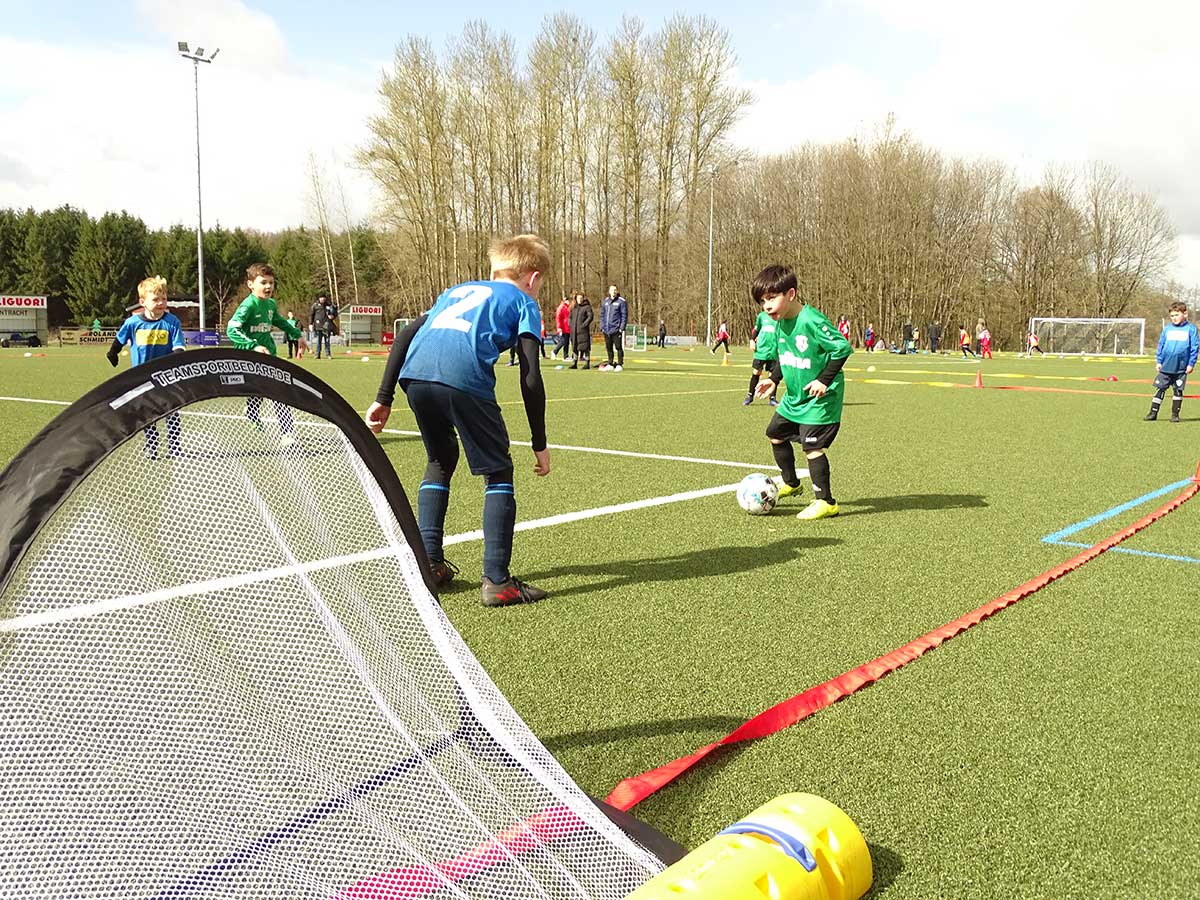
[1144,301,1199,423]
[366,234,552,606]
[106,276,186,458]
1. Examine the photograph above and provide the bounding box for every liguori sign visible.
[348,305,383,316]
[0,296,47,310]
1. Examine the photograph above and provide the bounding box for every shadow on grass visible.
[839,493,988,517]
[521,536,842,599]
[543,715,750,753]
[864,843,904,897]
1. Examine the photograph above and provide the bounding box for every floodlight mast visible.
[177,43,219,336]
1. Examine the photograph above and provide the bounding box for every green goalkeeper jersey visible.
[227,294,301,355]
[752,310,777,361]
[756,304,852,425]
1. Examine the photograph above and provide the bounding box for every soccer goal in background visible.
[624,324,648,351]
[1028,317,1146,355]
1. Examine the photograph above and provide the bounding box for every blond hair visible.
[138,275,168,301]
[489,234,550,281]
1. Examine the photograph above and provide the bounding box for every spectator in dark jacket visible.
[599,284,628,371]
[569,292,594,369]
[310,294,338,359]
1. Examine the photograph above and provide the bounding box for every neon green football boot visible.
[796,499,840,520]
[776,481,804,499]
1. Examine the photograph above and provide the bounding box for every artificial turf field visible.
[1,343,1197,899]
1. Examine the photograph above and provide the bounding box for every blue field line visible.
[1041,478,1197,566]
[1041,479,1193,544]
[1047,540,1200,565]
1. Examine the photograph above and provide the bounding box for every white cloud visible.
[727,0,1200,286]
[0,1,380,233]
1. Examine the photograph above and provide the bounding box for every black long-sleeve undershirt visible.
[765,352,849,388]
[374,316,547,452]
[375,314,428,406]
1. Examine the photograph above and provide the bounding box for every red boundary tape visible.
[606,462,1200,811]
[333,805,588,899]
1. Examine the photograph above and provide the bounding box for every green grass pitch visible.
[1,343,1197,899]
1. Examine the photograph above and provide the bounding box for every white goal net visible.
[1028,317,1146,355]
[623,325,648,352]
[0,354,664,899]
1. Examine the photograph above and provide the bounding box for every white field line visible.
[0,393,773,471]
[445,481,744,546]
[382,428,774,471]
[0,546,397,633]
[0,396,71,406]
[0,474,809,633]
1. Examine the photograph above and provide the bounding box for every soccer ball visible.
[736,473,779,515]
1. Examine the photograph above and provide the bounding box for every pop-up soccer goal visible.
[0,350,674,899]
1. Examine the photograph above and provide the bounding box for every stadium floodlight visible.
[705,163,735,348]
[177,42,219,336]
[706,166,715,347]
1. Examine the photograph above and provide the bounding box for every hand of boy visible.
[753,378,775,400]
[297,337,308,358]
[364,402,390,434]
[804,379,828,398]
[532,448,551,477]
[254,345,271,355]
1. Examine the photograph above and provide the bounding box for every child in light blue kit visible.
[1144,301,1199,423]
[106,276,186,458]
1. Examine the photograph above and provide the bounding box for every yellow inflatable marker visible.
[625,793,872,900]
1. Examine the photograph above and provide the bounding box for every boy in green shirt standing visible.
[743,301,779,407]
[227,262,308,445]
[750,264,852,520]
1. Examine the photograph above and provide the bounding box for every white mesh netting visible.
[0,397,662,899]
[1030,317,1146,355]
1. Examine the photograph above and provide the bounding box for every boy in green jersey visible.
[750,265,852,520]
[227,262,308,445]
[743,301,779,406]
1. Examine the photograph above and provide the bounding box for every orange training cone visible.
[974,369,984,388]
[721,353,730,367]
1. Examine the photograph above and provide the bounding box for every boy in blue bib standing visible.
[107,276,186,458]
[366,234,551,606]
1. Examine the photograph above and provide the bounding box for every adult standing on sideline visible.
[554,295,572,360]
[599,284,628,371]
[310,293,338,359]
[928,321,942,354]
[657,320,667,348]
[569,291,594,369]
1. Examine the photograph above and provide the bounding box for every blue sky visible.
[3,0,1199,286]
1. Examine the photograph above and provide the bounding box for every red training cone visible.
[974,370,984,389]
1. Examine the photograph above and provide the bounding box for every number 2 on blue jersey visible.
[431,284,492,333]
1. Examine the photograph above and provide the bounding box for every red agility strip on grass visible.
[606,464,1200,811]
[989,384,1200,399]
[333,805,587,899]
